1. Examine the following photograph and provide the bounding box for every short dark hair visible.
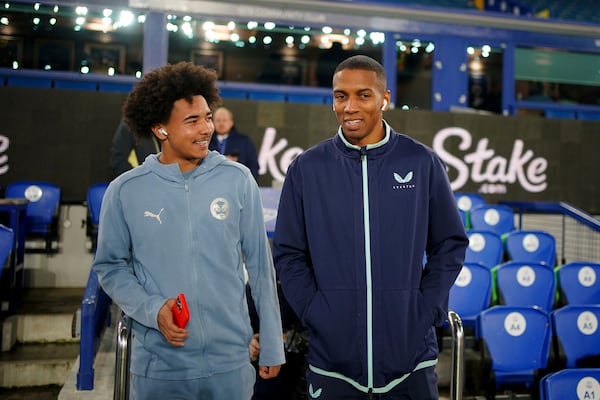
[123,62,221,140]
[333,55,386,84]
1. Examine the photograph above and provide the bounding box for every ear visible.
[151,124,167,141]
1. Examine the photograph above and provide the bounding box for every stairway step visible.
[0,342,79,387]
[0,288,84,389]
[0,384,61,400]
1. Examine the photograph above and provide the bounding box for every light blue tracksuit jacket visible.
[93,152,285,380]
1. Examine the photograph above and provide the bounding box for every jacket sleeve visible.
[91,182,166,331]
[272,160,317,326]
[241,174,286,367]
[421,153,469,326]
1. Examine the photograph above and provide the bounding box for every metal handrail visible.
[448,310,464,400]
[114,312,132,400]
[110,308,462,399]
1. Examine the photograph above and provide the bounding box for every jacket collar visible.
[143,151,227,181]
[335,120,393,157]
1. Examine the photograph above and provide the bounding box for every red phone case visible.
[172,293,190,328]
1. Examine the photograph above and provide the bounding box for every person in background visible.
[273,55,468,399]
[93,61,285,400]
[316,41,347,87]
[109,119,160,178]
[209,106,259,180]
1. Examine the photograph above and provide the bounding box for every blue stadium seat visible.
[6,76,52,88]
[470,204,515,237]
[465,230,504,269]
[454,192,486,228]
[0,224,15,281]
[86,182,109,252]
[248,91,286,102]
[539,368,600,400]
[578,111,600,121]
[219,88,248,100]
[495,261,556,312]
[54,80,98,91]
[551,305,600,368]
[556,261,600,306]
[505,229,557,267]
[287,93,325,104]
[454,192,486,213]
[5,181,61,253]
[478,306,552,397]
[449,262,492,335]
[98,82,134,93]
[259,187,281,238]
[545,109,576,119]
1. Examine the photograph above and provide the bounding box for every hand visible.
[157,299,188,347]
[249,333,260,361]
[258,364,282,379]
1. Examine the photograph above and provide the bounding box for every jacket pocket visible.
[303,289,363,376]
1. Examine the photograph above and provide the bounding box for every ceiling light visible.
[117,10,134,27]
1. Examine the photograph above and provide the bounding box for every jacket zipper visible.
[360,149,374,391]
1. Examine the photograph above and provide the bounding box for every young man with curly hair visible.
[93,62,285,399]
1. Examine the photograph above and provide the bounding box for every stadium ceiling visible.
[122,0,600,38]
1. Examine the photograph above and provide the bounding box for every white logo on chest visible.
[211,198,230,220]
[144,208,164,224]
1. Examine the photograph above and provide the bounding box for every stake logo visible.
[432,127,548,194]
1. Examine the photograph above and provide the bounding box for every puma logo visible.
[144,208,164,224]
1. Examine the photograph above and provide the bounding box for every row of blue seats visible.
[3,76,334,104]
[454,192,518,235]
[466,228,557,268]
[451,261,600,332]
[475,304,600,398]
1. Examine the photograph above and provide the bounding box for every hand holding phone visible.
[171,293,190,328]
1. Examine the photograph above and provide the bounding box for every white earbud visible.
[159,128,168,136]
[381,100,388,111]
[332,104,335,111]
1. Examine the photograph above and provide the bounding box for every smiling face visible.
[153,95,214,172]
[332,68,390,147]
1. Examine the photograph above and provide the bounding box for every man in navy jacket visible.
[209,106,259,180]
[273,55,468,399]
